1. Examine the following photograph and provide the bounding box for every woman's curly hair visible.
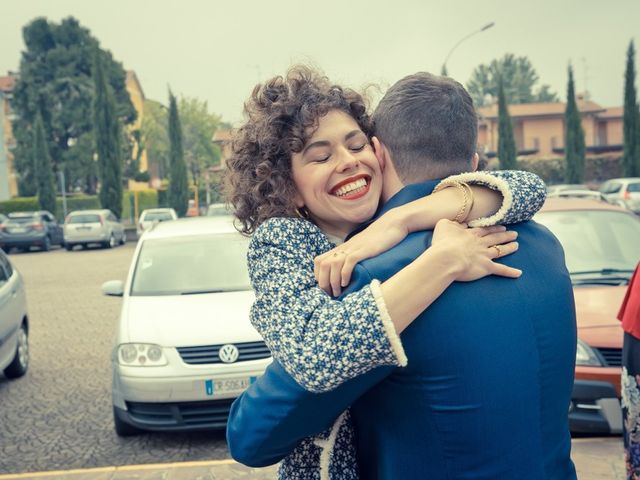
[223,65,373,235]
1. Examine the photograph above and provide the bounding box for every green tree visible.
[33,113,57,215]
[467,54,558,107]
[179,97,221,187]
[564,65,586,183]
[11,16,135,195]
[623,40,640,177]
[168,91,189,217]
[93,50,123,218]
[497,80,517,169]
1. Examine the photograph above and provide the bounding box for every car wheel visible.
[4,323,29,379]
[42,236,51,252]
[104,234,116,249]
[113,407,142,436]
[65,243,73,251]
[120,232,126,245]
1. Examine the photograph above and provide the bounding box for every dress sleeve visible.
[248,218,406,393]
[436,170,547,227]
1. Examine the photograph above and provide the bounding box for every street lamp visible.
[441,22,495,76]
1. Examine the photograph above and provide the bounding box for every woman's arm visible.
[316,170,545,296]
[249,217,519,393]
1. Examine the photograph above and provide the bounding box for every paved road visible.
[0,243,237,474]
[0,241,626,478]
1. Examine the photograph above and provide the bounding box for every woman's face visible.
[291,109,383,239]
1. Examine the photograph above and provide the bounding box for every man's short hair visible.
[373,72,478,182]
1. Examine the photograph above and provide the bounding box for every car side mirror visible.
[102,280,124,297]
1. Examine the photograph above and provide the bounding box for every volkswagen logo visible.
[219,344,240,363]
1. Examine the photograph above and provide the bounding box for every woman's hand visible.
[430,219,522,281]
[314,215,407,297]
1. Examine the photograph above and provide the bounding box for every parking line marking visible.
[0,459,238,479]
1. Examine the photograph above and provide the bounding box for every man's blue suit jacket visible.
[227,180,578,479]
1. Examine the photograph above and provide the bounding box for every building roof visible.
[599,106,624,119]
[212,129,234,143]
[478,100,606,120]
[0,75,16,92]
[126,70,145,101]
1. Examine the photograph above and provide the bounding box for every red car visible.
[535,198,640,434]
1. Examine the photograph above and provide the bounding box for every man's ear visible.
[471,152,479,172]
[372,136,386,171]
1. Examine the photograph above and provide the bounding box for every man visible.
[227,73,577,479]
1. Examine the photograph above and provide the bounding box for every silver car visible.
[136,208,177,237]
[63,209,126,250]
[0,249,29,379]
[599,177,640,213]
[102,217,271,435]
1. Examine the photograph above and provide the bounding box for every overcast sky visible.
[0,0,637,124]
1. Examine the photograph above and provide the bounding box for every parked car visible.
[535,198,640,434]
[63,209,126,250]
[599,177,640,214]
[137,208,177,237]
[102,216,271,435]
[206,203,233,217]
[547,189,609,202]
[0,248,29,379]
[0,211,63,252]
[546,184,591,195]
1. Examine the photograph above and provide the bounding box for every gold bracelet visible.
[433,180,470,222]
[459,182,475,223]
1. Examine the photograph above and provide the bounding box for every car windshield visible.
[68,214,101,224]
[535,210,640,280]
[130,233,251,296]
[143,212,173,221]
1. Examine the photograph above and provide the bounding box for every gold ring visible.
[492,245,502,257]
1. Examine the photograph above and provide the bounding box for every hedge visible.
[0,190,160,224]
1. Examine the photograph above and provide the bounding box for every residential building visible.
[477,98,623,158]
[0,73,18,201]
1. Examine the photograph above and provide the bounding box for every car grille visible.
[596,347,622,367]
[126,398,234,428]
[176,341,271,365]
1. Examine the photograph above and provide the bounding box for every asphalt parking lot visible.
[0,240,627,478]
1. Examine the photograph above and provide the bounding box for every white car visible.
[102,217,271,435]
[0,249,29,379]
[64,209,126,250]
[599,177,640,214]
[136,208,177,237]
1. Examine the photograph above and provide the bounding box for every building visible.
[477,98,624,158]
[125,70,149,176]
[211,128,233,170]
[0,74,18,201]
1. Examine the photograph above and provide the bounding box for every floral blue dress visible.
[247,171,547,480]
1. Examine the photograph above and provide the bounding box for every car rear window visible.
[143,212,173,221]
[7,214,37,224]
[68,214,101,224]
[131,233,251,296]
[627,182,640,193]
[599,181,622,194]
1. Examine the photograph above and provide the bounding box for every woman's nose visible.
[336,149,359,172]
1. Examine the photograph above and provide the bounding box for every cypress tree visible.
[92,50,123,218]
[33,113,57,215]
[623,40,638,177]
[564,65,586,183]
[168,90,189,217]
[497,80,517,169]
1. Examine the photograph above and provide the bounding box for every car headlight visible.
[575,339,603,367]
[117,343,167,366]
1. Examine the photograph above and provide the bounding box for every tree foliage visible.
[33,113,57,215]
[167,91,189,217]
[93,50,123,218]
[497,81,517,169]
[11,16,135,195]
[623,40,640,177]
[467,54,558,107]
[141,99,169,179]
[179,97,221,186]
[564,65,586,183]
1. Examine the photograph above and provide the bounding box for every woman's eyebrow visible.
[344,130,364,141]
[302,140,330,156]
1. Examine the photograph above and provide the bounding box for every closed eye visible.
[350,144,366,152]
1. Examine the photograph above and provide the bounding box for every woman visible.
[620,262,640,479]
[225,66,545,479]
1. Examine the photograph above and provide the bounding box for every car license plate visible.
[204,376,256,396]
[9,227,27,234]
